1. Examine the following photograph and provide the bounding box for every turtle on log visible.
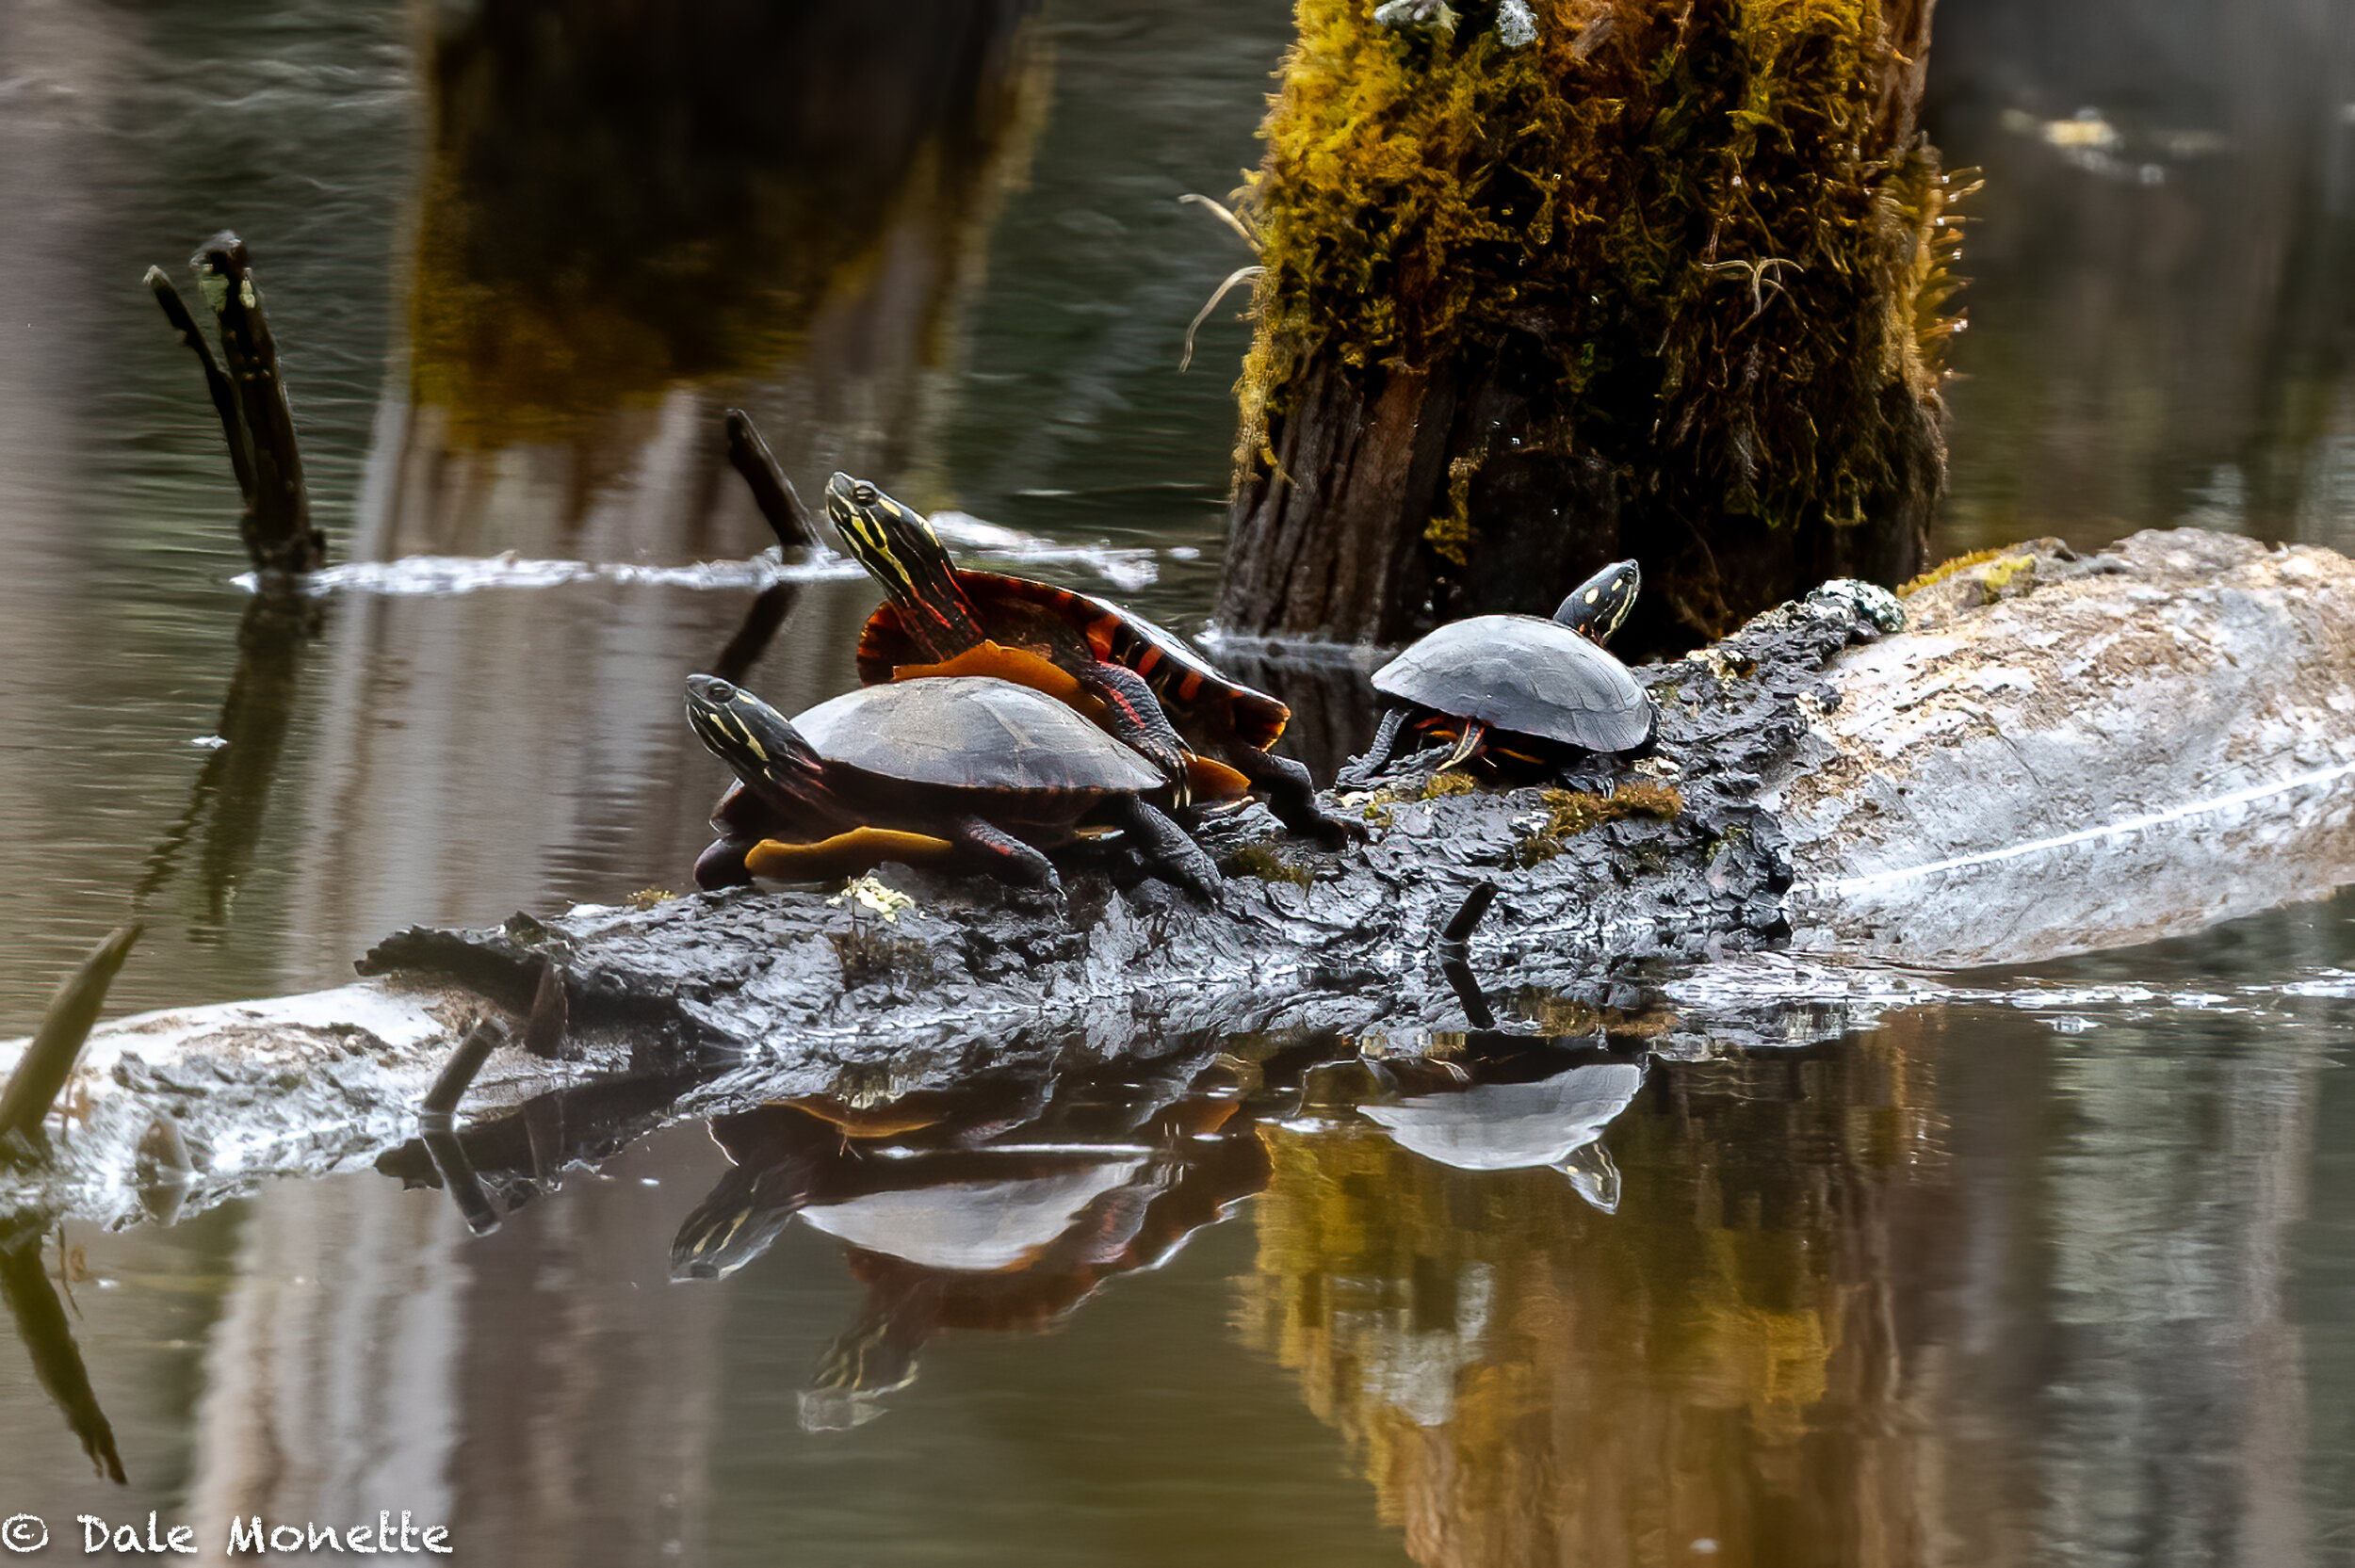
[1347,558,1656,782]
[684,673,1232,899]
[825,473,1363,845]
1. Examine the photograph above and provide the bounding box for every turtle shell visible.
[793,675,1163,794]
[858,571,1290,752]
[1372,614,1654,752]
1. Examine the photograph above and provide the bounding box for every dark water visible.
[0,0,2352,1563]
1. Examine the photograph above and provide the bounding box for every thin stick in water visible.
[0,925,143,1157]
[723,409,820,551]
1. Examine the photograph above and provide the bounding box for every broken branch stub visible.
[723,409,820,552]
[191,233,325,576]
[146,267,255,505]
[0,926,143,1163]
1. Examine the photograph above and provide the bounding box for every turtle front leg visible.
[1222,743,1368,845]
[1106,798,1220,898]
[1340,707,1408,788]
[943,815,1064,897]
[1071,661,1196,805]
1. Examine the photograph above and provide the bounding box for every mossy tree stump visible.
[1213,0,1961,653]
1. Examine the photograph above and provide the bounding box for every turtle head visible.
[685,675,828,812]
[800,1306,922,1431]
[824,473,985,655]
[1552,558,1640,645]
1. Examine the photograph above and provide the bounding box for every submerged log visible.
[8,529,2355,1228]
[1212,0,1957,653]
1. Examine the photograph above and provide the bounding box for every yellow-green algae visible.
[1898,545,2033,599]
[1227,843,1318,887]
[1235,0,1969,543]
[1515,780,1684,865]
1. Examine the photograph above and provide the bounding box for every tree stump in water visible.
[1213,0,1958,654]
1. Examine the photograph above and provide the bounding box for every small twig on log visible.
[520,962,569,1060]
[1440,958,1498,1031]
[1437,879,1500,950]
[723,410,819,551]
[1178,192,1260,253]
[420,1020,503,1119]
[192,233,325,576]
[0,927,143,1164]
[1179,266,1263,372]
[146,268,254,504]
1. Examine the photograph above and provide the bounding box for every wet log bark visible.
[11,529,2355,1228]
[1768,529,2355,964]
[1213,0,1955,655]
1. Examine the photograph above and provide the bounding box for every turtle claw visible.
[1110,798,1221,901]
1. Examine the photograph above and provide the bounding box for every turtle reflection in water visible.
[1357,1056,1646,1214]
[826,473,1362,844]
[670,1093,1269,1431]
[684,673,1232,898]
[1347,558,1656,783]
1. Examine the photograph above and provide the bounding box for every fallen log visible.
[8,527,2355,1229]
[1766,529,2355,964]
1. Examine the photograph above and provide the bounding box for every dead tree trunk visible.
[1213,0,1957,654]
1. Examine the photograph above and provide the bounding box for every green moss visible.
[1227,843,1318,887]
[1516,781,1684,865]
[1234,0,1967,542]
[1424,457,1478,565]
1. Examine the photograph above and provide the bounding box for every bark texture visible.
[1214,0,1961,655]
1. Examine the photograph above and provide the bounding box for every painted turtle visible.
[684,673,1226,897]
[1347,558,1654,780]
[824,473,1363,845]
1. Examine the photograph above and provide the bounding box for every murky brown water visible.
[1,0,2352,1563]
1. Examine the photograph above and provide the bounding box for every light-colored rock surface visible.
[1767,529,2355,965]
